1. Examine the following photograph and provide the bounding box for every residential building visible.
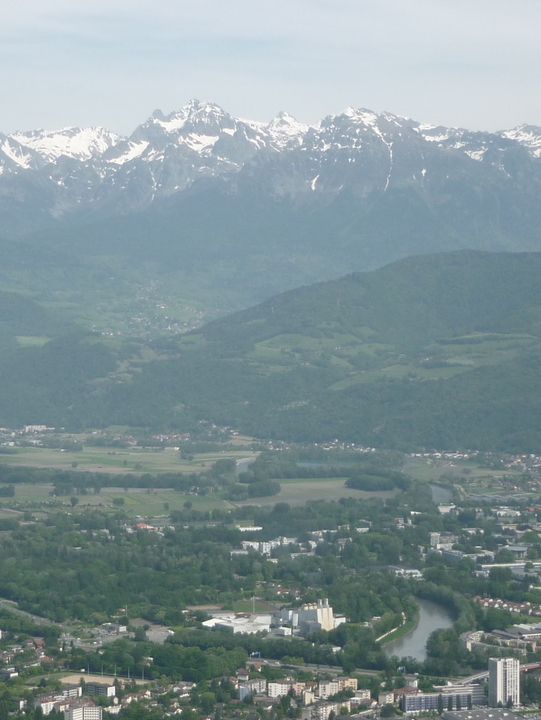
[378,691,395,706]
[63,703,102,720]
[398,684,486,713]
[488,658,520,707]
[442,710,521,720]
[317,681,339,699]
[238,679,267,700]
[268,682,293,698]
[312,700,351,720]
[85,683,116,698]
[350,689,372,706]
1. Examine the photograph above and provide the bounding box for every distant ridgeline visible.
[2,250,541,452]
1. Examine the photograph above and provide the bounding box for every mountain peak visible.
[269,111,308,130]
[266,111,310,148]
[342,106,380,124]
[147,99,230,135]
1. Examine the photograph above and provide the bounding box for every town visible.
[1,434,541,720]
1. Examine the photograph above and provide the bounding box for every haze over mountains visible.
[1,100,541,332]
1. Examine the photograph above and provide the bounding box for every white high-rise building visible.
[488,657,520,707]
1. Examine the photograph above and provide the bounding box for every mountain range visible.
[2,99,541,223]
[1,100,541,333]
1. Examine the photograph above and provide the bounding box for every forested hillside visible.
[1,250,541,451]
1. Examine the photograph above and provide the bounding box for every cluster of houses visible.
[235,671,376,719]
[232,525,372,563]
[474,597,541,618]
[31,678,199,719]
[33,684,109,720]
[236,536,299,557]
[232,666,500,719]
[419,501,541,572]
[0,633,52,680]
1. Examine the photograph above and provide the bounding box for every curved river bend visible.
[384,598,454,662]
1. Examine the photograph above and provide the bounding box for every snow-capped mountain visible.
[2,99,541,342]
[1,99,540,228]
[500,125,541,158]
[10,126,120,163]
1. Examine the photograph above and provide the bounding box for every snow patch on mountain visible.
[11,127,120,162]
[464,148,487,161]
[182,134,219,153]
[500,125,541,158]
[108,141,149,165]
[1,138,32,168]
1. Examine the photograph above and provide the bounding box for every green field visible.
[233,477,397,507]
[0,483,231,514]
[0,446,256,475]
[404,456,523,483]
[0,439,407,517]
[0,476,398,517]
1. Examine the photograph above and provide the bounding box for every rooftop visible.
[442,711,522,720]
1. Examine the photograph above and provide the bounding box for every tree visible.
[198,692,217,714]
[70,496,79,507]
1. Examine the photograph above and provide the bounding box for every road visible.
[0,597,62,628]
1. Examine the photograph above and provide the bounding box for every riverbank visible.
[377,604,420,646]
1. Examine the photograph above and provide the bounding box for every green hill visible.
[0,290,68,352]
[2,250,541,451]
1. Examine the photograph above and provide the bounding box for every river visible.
[384,598,454,662]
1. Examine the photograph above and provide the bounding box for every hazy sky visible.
[2,0,540,134]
